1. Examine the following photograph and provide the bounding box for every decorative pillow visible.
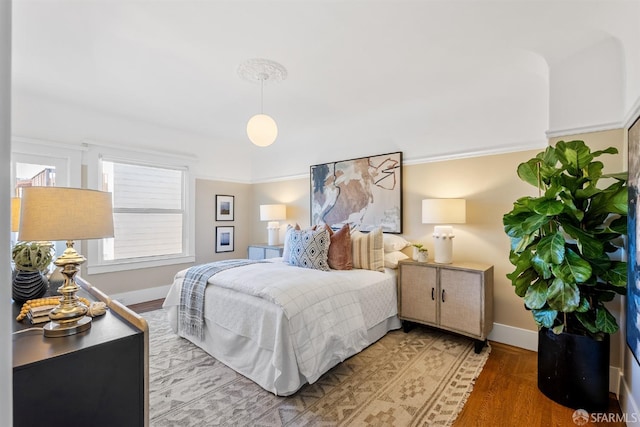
[325,224,352,270]
[384,250,409,269]
[287,227,331,271]
[351,227,384,272]
[282,224,301,262]
[383,233,411,252]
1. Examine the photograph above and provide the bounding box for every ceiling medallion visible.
[237,58,288,84]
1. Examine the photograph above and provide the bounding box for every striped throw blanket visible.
[178,259,261,340]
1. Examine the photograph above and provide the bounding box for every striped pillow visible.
[351,227,384,272]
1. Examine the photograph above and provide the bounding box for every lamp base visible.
[43,316,92,338]
[433,225,455,264]
[267,221,280,246]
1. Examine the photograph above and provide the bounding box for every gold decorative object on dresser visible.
[247,244,284,260]
[397,259,494,353]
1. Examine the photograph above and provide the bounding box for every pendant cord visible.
[260,77,264,114]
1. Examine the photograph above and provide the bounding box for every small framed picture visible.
[216,195,234,221]
[216,226,234,253]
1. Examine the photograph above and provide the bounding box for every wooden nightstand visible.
[248,244,284,260]
[397,260,494,353]
[12,278,148,427]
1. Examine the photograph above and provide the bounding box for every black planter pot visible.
[538,328,610,412]
[12,270,48,304]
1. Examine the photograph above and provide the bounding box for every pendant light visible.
[238,58,287,147]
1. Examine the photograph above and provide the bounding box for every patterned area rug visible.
[146,309,490,426]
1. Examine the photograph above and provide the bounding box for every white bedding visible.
[163,258,401,395]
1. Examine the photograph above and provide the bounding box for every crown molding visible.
[545,121,624,139]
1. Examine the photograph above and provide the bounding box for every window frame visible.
[85,143,196,274]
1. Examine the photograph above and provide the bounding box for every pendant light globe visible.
[247,113,278,147]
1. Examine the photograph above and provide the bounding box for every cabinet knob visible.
[431,287,435,300]
[441,289,446,303]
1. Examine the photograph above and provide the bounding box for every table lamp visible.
[422,199,466,264]
[11,197,21,232]
[259,204,286,246]
[18,187,114,337]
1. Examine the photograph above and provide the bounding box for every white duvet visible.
[163,258,400,394]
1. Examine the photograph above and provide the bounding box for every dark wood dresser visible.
[12,278,149,427]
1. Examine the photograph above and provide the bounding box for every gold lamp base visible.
[44,316,92,338]
[44,240,92,338]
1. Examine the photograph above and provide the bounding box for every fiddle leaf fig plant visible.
[503,140,627,338]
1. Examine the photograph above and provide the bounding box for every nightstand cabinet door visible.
[439,268,482,337]
[398,260,493,343]
[398,263,437,325]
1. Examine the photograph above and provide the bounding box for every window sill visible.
[87,255,196,275]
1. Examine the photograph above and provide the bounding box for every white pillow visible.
[384,251,409,268]
[351,227,384,272]
[383,233,411,252]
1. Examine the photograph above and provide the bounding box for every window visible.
[102,160,185,261]
[86,145,195,274]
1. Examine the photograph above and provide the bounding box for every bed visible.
[162,257,401,396]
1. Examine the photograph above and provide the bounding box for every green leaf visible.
[562,223,603,259]
[524,280,548,309]
[532,308,557,328]
[533,198,564,216]
[531,253,552,279]
[595,307,619,334]
[575,312,599,334]
[547,277,580,312]
[585,161,604,181]
[536,233,565,264]
[517,159,542,188]
[511,268,538,297]
[521,213,550,234]
[563,249,593,283]
[575,297,590,313]
[600,262,627,288]
[555,140,594,175]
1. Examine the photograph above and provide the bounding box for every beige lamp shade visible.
[260,204,286,221]
[18,187,114,242]
[247,114,278,147]
[11,197,21,232]
[422,199,466,224]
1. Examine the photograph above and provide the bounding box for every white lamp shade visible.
[260,204,286,221]
[11,197,21,232]
[247,114,278,147]
[18,187,114,242]
[422,199,466,224]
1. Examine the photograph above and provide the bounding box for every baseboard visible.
[620,374,640,426]
[488,322,538,351]
[110,284,172,307]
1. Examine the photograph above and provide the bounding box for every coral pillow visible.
[325,224,353,270]
[351,227,384,272]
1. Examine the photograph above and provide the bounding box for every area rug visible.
[146,309,490,426]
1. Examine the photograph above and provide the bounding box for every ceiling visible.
[10,1,638,182]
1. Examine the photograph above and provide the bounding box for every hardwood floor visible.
[454,342,624,427]
[129,299,625,426]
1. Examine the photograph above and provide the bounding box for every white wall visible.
[1,1,12,423]
[548,36,624,136]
